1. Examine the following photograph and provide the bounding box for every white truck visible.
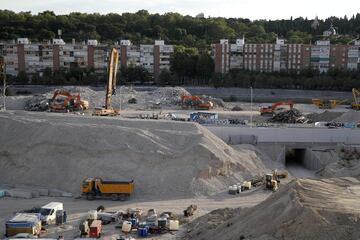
[39,202,63,225]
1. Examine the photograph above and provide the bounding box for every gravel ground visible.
[0,190,271,239]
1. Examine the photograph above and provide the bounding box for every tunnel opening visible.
[285,148,306,167]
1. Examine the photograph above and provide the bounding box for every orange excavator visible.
[93,48,119,116]
[259,101,294,116]
[181,95,214,110]
[50,89,89,112]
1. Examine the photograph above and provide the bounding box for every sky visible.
[0,0,359,20]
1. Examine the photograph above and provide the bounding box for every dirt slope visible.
[184,177,360,240]
[0,111,269,200]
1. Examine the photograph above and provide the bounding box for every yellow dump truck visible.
[82,178,134,201]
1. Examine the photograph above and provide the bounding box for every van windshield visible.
[39,208,51,216]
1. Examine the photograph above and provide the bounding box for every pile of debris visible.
[270,108,311,124]
[150,87,191,105]
[24,95,50,111]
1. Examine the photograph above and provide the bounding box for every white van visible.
[39,202,63,225]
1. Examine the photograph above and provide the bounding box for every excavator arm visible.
[93,48,120,116]
[352,88,360,110]
[105,48,119,110]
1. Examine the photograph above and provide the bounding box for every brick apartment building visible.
[0,38,173,80]
[213,38,360,74]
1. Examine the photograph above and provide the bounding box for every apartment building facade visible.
[347,40,360,70]
[213,38,358,74]
[117,39,174,79]
[0,38,173,80]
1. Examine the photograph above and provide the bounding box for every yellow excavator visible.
[93,48,119,116]
[312,98,348,109]
[351,88,360,110]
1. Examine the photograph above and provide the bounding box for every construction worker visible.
[63,211,67,223]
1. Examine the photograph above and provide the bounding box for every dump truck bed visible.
[97,180,134,194]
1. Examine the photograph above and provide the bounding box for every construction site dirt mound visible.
[334,111,360,122]
[183,177,360,240]
[319,146,360,178]
[307,111,344,122]
[0,111,269,200]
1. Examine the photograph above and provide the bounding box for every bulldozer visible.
[265,170,280,191]
[93,48,119,116]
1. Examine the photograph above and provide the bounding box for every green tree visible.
[170,45,198,84]
[196,53,214,85]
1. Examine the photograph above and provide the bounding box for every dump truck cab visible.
[82,178,95,194]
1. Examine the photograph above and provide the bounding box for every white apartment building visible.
[311,40,330,73]
[347,40,360,70]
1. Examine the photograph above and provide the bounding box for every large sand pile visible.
[307,111,344,122]
[334,111,360,122]
[0,111,269,200]
[319,146,360,178]
[184,177,360,240]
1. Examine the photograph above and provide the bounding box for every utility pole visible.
[250,79,253,128]
[0,57,5,111]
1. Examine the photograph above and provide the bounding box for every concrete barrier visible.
[207,126,360,144]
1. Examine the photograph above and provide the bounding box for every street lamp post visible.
[250,80,254,128]
[1,60,6,111]
[250,86,253,128]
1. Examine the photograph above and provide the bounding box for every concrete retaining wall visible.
[207,126,360,144]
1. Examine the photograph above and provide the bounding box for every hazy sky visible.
[0,0,359,20]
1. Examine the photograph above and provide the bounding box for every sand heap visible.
[184,177,360,240]
[334,111,360,122]
[0,111,268,199]
[307,111,344,122]
[319,146,360,178]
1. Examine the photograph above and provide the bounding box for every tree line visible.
[2,10,360,91]
[1,10,360,49]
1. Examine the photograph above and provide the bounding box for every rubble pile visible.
[20,86,229,111]
[203,96,226,108]
[150,87,191,105]
[270,108,312,124]
[24,95,50,111]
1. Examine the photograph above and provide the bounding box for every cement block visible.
[6,189,33,199]
[48,189,73,197]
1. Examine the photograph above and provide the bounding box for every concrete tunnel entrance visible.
[285,148,317,178]
[285,148,306,167]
